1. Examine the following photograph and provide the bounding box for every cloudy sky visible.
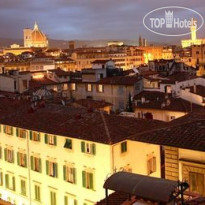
[0,0,205,43]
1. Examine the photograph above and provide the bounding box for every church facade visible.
[24,22,48,48]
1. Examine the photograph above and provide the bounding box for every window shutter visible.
[0,124,1,132]
[124,142,127,152]
[12,176,15,191]
[45,134,48,144]
[64,196,68,205]
[73,168,76,184]
[81,142,85,153]
[17,152,20,165]
[63,165,66,181]
[153,157,156,172]
[4,148,7,161]
[90,173,94,190]
[0,147,2,159]
[5,174,8,188]
[82,171,86,187]
[29,131,32,140]
[38,133,40,141]
[55,163,58,178]
[30,156,34,170]
[16,128,19,137]
[147,159,151,175]
[54,136,57,146]
[23,131,26,138]
[46,160,49,175]
[12,150,14,163]
[74,199,77,205]
[24,154,27,168]
[3,126,6,133]
[11,127,13,135]
[39,158,42,172]
[92,144,96,155]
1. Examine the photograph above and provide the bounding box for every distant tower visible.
[191,18,197,41]
[139,35,142,47]
[143,38,147,47]
[24,28,32,47]
[69,41,75,50]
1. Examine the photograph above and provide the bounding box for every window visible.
[64,195,77,205]
[20,179,26,196]
[87,84,92,92]
[31,156,41,172]
[22,80,28,89]
[34,184,41,201]
[81,142,96,155]
[16,128,27,138]
[4,125,13,135]
[97,84,104,93]
[71,83,76,91]
[0,146,2,159]
[64,139,72,149]
[5,174,15,191]
[46,160,58,178]
[0,171,3,186]
[82,171,94,190]
[17,152,27,167]
[30,131,40,142]
[147,156,156,175]
[189,172,204,195]
[50,191,57,205]
[45,134,57,146]
[63,84,68,90]
[121,141,127,153]
[4,148,14,163]
[63,166,76,184]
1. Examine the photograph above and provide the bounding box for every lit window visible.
[17,152,27,167]
[81,142,96,155]
[147,156,156,175]
[98,84,103,93]
[16,128,27,138]
[45,134,57,146]
[31,156,41,172]
[63,166,76,184]
[121,141,127,153]
[63,84,68,90]
[189,172,204,195]
[4,148,14,163]
[71,83,76,91]
[64,196,77,205]
[82,171,94,190]
[46,160,58,178]
[30,131,40,142]
[4,125,13,135]
[87,84,92,92]
[5,174,15,191]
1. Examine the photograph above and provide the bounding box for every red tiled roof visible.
[134,91,203,112]
[50,68,71,77]
[0,99,165,144]
[187,85,205,97]
[29,77,57,89]
[92,59,110,64]
[97,76,141,86]
[74,99,112,109]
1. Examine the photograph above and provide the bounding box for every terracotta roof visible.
[97,76,141,86]
[130,115,205,152]
[74,99,112,109]
[29,77,57,89]
[0,99,165,145]
[92,59,110,64]
[50,68,71,77]
[134,91,203,112]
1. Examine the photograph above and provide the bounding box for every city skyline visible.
[0,0,205,43]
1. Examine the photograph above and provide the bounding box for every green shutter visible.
[39,158,42,172]
[0,147,2,159]
[3,126,6,133]
[0,124,1,132]
[38,133,40,141]
[92,144,96,155]
[23,130,26,138]
[45,134,48,144]
[46,160,49,175]
[11,127,13,135]
[12,176,15,191]
[17,152,20,165]
[30,156,34,170]
[63,165,66,181]
[82,171,86,188]
[73,168,76,184]
[24,154,27,168]
[89,173,93,189]
[74,199,77,205]
[121,142,123,153]
[64,196,68,205]
[55,163,58,178]
[29,131,32,140]
[5,174,8,188]
[54,136,57,146]
[124,142,127,152]
[12,150,14,163]
[81,142,85,153]
[16,128,19,137]
[4,148,7,161]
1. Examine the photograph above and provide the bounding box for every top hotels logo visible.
[143,6,204,37]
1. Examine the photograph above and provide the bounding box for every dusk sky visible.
[0,0,205,43]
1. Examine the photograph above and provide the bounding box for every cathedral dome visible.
[31,22,47,42]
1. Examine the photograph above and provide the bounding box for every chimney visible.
[193,84,197,93]
[141,97,145,104]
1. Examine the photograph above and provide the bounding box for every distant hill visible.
[0,37,176,49]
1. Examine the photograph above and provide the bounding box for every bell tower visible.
[24,28,32,47]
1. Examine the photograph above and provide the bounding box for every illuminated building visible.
[24,22,48,48]
[181,18,205,48]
